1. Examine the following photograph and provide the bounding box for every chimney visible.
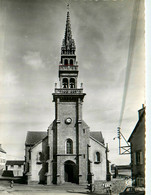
[138,104,145,119]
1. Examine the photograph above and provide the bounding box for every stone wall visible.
[30,142,43,183]
[94,178,132,194]
[53,99,90,184]
[89,138,106,181]
[130,112,145,186]
[0,151,6,174]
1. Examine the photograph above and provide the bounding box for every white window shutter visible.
[140,151,143,164]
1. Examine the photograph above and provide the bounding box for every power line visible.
[118,0,140,128]
[116,0,141,155]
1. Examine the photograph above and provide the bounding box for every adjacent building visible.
[111,164,131,179]
[5,160,24,177]
[0,144,6,175]
[24,9,109,185]
[24,131,48,183]
[128,105,145,187]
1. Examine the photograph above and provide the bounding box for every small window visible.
[83,129,85,134]
[37,152,42,164]
[95,152,101,163]
[18,165,22,168]
[66,139,73,154]
[135,151,143,165]
[11,165,14,168]
[136,152,140,165]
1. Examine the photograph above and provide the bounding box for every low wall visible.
[94,178,132,194]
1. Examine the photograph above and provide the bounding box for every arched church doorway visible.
[64,161,77,183]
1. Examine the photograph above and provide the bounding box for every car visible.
[119,186,145,195]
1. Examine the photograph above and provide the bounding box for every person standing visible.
[109,184,112,195]
[10,180,14,188]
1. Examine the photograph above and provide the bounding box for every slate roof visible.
[0,145,6,153]
[2,170,14,177]
[25,131,47,146]
[128,108,145,142]
[25,130,104,148]
[116,165,131,170]
[6,160,24,166]
[90,131,104,144]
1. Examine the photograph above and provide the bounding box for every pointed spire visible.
[61,6,76,55]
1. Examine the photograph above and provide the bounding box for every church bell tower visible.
[51,8,90,185]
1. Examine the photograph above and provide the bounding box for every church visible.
[24,9,109,185]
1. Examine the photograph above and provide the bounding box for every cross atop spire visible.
[67,3,69,11]
[61,8,76,55]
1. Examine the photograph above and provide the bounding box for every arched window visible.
[62,78,68,88]
[37,152,42,164]
[66,139,73,154]
[95,152,100,163]
[70,78,75,88]
[70,59,73,65]
[64,59,68,65]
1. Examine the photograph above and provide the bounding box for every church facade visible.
[24,10,108,185]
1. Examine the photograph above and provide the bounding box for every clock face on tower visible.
[65,117,72,124]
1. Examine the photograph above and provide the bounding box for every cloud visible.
[0,72,18,86]
[23,51,45,69]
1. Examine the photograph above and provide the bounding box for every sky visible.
[0,0,145,165]
[145,0,151,192]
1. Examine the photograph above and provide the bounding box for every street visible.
[0,183,110,195]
